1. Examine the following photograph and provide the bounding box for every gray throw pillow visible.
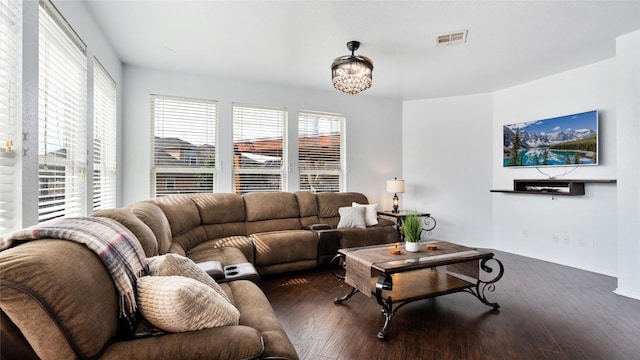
[337,206,367,229]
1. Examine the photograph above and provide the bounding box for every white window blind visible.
[0,0,21,233]
[93,60,117,210]
[38,1,87,222]
[298,111,345,192]
[151,95,217,196]
[232,104,287,194]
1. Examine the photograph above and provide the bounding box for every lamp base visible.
[392,193,399,213]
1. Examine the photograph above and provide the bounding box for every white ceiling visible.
[83,0,640,100]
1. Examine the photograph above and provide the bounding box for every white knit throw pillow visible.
[337,206,367,229]
[147,253,230,303]
[352,202,378,226]
[137,275,240,332]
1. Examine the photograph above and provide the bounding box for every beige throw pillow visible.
[146,253,230,303]
[137,276,240,332]
[337,206,367,229]
[352,202,378,226]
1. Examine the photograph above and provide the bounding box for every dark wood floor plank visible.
[260,250,640,360]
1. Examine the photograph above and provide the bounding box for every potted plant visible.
[402,212,422,252]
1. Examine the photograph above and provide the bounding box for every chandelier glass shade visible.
[331,41,374,95]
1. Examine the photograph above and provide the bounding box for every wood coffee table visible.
[331,241,504,340]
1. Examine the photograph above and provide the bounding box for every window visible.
[38,1,87,222]
[0,0,21,233]
[92,60,117,210]
[151,95,217,196]
[232,104,287,194]
[298,111,345,192]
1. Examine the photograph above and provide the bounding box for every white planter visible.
[405,241,420,252]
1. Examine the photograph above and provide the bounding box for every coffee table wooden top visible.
[338,241,494,274]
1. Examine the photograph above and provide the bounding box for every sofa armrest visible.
[196,261,225,280]
[313,229,341,267]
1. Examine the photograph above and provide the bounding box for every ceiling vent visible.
[436,30,468,47]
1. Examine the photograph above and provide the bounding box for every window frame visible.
[150,94,218,197]
[298,110,346,193]
[232,103,288,194]
[92,58,117,211]
[37,0,88,222]
[0,0,21,233]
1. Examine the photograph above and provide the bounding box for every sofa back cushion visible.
[191,193,247,241]
[295,191,320,227]
[130,201,173,255]
[316,192,369,228]
[243,192,302,234]
[150,195,207,253]
[0,240,120,359]
[91,207,159,257]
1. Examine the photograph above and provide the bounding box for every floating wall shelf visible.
[490,179,616,196]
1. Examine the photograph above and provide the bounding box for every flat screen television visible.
[503,110,598,167]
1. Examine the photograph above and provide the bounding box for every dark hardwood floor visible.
[260,250,640,360]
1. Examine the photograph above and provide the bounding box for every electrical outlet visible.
[522,229,528,239]
[552,234,559,244]
[562,235,570,245]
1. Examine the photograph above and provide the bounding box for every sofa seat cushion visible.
[225,280,299,359]
[187,240,253,265]
[137,276,240,332]
[251,230,317,267]
[100,325,265,360]
[339,226,399,249]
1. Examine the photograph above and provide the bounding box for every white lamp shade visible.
[386,179,405,193]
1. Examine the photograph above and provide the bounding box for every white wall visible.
[491,59,618,276]
[403,93,493,248]
[615,30,640,300]
[403,59,622,277]
[121,66,402,207]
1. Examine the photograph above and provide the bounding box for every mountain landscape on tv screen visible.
[503,111,598,167]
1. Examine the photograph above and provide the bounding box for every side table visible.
[377,210,436,241]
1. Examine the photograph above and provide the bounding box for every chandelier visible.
[331,41,374,95]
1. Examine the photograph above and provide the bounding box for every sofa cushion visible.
[151,194,201,238]
[137,276,240,332]
[337,206,367,229]
[316,192,369,218]
[99,325,265,360]
[147,253,230,302]
[0,240,120,359]
[191,193,246,224]
[91,207,159,257]
[226,280,299,359]
[295,191,320,227]
[188,236,255,264]
[243,192,301,222]
[352,202,378,226]
[251,230,317,267]
[340,226,399,248]
[130,201,173,255]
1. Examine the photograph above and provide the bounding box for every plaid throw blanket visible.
[0,217,148,319]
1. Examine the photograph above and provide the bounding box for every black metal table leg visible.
[463,257,505,309]
[375,273,394,340]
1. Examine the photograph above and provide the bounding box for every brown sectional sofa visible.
[0,191,398,360]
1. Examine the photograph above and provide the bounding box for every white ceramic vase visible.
[405,241,420,252]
